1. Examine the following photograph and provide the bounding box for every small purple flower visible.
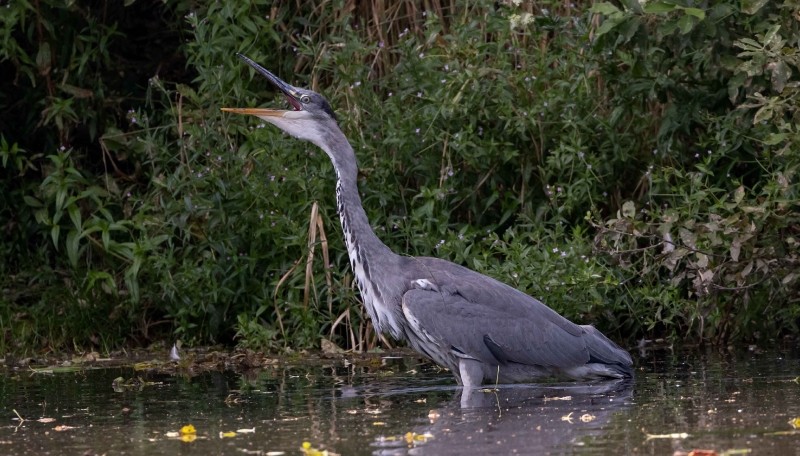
[553,248,559,253]
[417,92,422,98]
[441,79,446,83]
[578,151,584,158]
[419,53,424,58]
[513,273,518,278]
[379,41,384,48]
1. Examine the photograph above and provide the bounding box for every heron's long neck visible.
[320,130,400,336]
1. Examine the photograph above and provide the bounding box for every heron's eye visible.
[300,95,311,104]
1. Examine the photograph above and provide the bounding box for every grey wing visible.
[401,284,631,369]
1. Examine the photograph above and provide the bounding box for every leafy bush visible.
[1,0,797,354]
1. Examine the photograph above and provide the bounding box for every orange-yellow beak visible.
[220,107,288,117]
[221,54,302,118]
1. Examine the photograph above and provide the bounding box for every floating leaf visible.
[180,424,196,434]
[220,431,237,438]
[237,428,256,433]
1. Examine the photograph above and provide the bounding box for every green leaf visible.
[610,105,625,126]
[753,105,774,124]
[595,19,621,38]
[763,133,789,145]
[36,42,51,76]
[741,0,769,15]
[766,61,792,93]
[68,204,82,231]
[677,15,696,35]
[658,20,679,37]
[733,185,744,204]
[590,2,621,14]
[643,2,676,13]
[683,8,705,20]
[56,187,67,212]
[763,24,781,47]
[23,195,43,207]
[51,225,60,247]
[622,201,636,218]
[66,229,80,267]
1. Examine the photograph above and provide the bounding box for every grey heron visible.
[223,54,633,388]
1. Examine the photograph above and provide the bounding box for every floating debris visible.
[220,431,237,438]
[53,425,78,431]
[544,396,572,402]
[237,428,256,434]
[645,432,689,440]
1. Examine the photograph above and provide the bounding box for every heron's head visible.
[222,54,338,148]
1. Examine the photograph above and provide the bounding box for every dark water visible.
[2,347,800,455]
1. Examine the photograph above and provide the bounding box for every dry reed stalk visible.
[274,256,304,339]
[329,308,350,341]
[316,213,333,314]
[303,201,320,310]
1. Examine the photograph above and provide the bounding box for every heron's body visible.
[224,55,633,390]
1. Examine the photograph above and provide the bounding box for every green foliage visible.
[1,0,798,354]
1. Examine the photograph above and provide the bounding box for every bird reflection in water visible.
[371,381,633,455]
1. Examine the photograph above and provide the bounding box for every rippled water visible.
[2,346,800,455]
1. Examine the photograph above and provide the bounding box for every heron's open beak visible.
[221,54,302,118]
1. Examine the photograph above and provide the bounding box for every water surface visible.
[2,346,800,455]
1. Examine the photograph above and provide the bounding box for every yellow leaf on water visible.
[789,417,800,429]
[181,434,196,443]
[372,422,386,426]
[180,424,196,434]
[220,431,237,438]
[302,442,311,450]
